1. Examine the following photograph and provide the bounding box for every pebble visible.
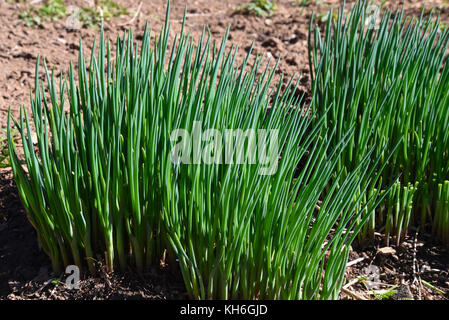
[378,246,396,255]
[392,284,413,300]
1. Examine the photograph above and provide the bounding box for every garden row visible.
[7,1,449,299]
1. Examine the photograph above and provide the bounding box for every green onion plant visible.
[309,0,449,246]
[8,2,387,299]
[8,9,173,274]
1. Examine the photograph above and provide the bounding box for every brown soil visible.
[0,170,188,300]
[343,235,449,300]
[1,0,449,300]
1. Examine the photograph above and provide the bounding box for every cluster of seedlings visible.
[5,1,449,299]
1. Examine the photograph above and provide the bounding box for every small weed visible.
[235,0,277,18]
[20,0,66,27]
[372,287,398,300]
[77,0,128,28]
[19,0,127,28]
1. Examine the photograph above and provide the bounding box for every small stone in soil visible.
[392,284,413,300]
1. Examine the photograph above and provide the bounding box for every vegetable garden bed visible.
[0,0,448,300]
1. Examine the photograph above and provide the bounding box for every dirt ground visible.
[0,0,448,300]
